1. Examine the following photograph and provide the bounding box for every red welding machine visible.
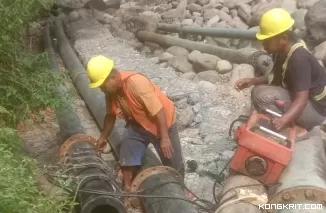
[230,109,297,185]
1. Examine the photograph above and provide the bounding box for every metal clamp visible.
[59,134,98,159]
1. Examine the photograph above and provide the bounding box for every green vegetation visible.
[0,0,68,212]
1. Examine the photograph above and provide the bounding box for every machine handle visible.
[257,125,288,141]
[265,109,282,118]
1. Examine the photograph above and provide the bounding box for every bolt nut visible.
[305,190,313,198]
[282,193,291,200]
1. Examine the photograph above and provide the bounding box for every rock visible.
[160,62,168,68]
[149,57,159,64]
[105,0,121,8]
[193,53,220,71]
[223,0,236,9]
[230,16,249,29]
[188,50,202,63]
[194,16,204,25]
[221,7,229,13]
[193,12,201,17]
[153,49,164,57]
[177,105,195,130]
[218,10,232,23]
[141,11,161,21]
[229,64,255,93]
[305,1,326,42]
[313,41,326,61]
[197,0,210,6]
[144,42,160,51]
[292,9,307,30]
[203,8,219,20]
[167,56,194,73]
[282,0,297,13]
[194,114,203,123]
[221,150,235,160]
[185,10,192,19]
[159,52,174,62]
[68,11,80,22]
[182,19,194,25]
[216,60,233,74]
[192,103,201,113]
[250,0,283,27]
[237,3,252,24]
[206,15,220,26]
[193,70,219,83]
[155,3,173,13]
[187,3,202,13]
[180,72,196,80]
[166,46,189,57]
[188,91,201,105]
[230,9,238,18]
[297,0,319,9]
[175,98,189,109]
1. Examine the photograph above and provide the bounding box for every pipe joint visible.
[60,134,98,159]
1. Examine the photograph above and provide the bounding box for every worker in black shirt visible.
[234,8,326,133]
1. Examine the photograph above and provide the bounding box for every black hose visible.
[228,115,249,137]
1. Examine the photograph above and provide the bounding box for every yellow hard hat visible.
[87,55,114,88]
[256,8,295,40]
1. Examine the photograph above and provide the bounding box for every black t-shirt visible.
[271,47,326,116]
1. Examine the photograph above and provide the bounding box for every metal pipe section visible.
[157,24,258,40]
[215,175,267,213]
[128,166,198,213]
[44,22,84,143]
[53,18,160,168]
[266,127,326,213]
[59,134,126,213]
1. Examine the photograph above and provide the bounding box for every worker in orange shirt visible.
[235,8,326,135]
[86,55,185,191]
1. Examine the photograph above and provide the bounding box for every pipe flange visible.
[124,166,183,210]
[264,186,326,213]
[59,134,98,159]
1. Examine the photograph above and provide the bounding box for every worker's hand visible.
[95,136,108,152]
[234,78,255,91]
[271,117,289,131]
[160,136,174,159]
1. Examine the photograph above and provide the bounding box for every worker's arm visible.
[98,95,116,141]
[252,76,269,85]
[281,90,309,123]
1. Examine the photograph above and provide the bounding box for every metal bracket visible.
[59,134,98,159]
[264,186,326,213]
[124,166,183,211]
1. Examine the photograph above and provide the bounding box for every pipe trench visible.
[44,22,126,213]
[53,18,199,213]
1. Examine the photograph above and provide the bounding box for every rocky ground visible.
[25,0,326,205]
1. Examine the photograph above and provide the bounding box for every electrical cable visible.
[228,115,249,137]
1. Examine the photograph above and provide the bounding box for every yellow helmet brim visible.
[256,19,295,41]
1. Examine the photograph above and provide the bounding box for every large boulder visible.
[305,0,326,43]
[249,0,283,27]
[297,0,319,9]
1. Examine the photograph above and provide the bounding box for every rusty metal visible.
[216,175,268,213]
[245,156,268,177]
[264,127,326,213]
[59,134,98,159]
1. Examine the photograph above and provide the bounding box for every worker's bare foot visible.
[184,189,195,200]
[294,126,309,142]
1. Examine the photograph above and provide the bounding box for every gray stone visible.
[203,8,219,20]
[250,0,283,27]
[175,98,189,109]
[188,50,202,63]
[206,15,220,26]
[192,103,201,113]
[230,9,238,18]
[166,46,190,57]
[193,53,220,71]
[305,1,326,42]
[153,49,164,57]
[194,114,203,123]
[221,150,235,160]
[297,0,319,9]
[149,57,159,64]
[182,18,194,25]
[216,60,233,74]
[282,0,297,13]
[177,105,195,130]
[68,11,80,22]
[160,62,168,68]
[237,3,252,24]
[180,72,196,80]
[167,56,194,73]
[159,52,174,62]
[56,0,105,9]
[230,16,249,29]
[292,9,308,30]
[193,12,202,17]
[194,70,219,83]
[197,0,210,6]
[188,92,201,105]
[187,3,202,13]
[229,64,255,90]
[218,10,233,23]
[313,41,326,61]
[194,16,204,25]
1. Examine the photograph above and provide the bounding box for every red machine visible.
[230,109,297,185]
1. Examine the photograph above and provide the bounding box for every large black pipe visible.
[44,22,84,143]
[266,127,326,213]
[53,18,200,213]
[44,22,126,213]
[60,135,126,213]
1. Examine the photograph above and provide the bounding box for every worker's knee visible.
[251,85,280,106]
